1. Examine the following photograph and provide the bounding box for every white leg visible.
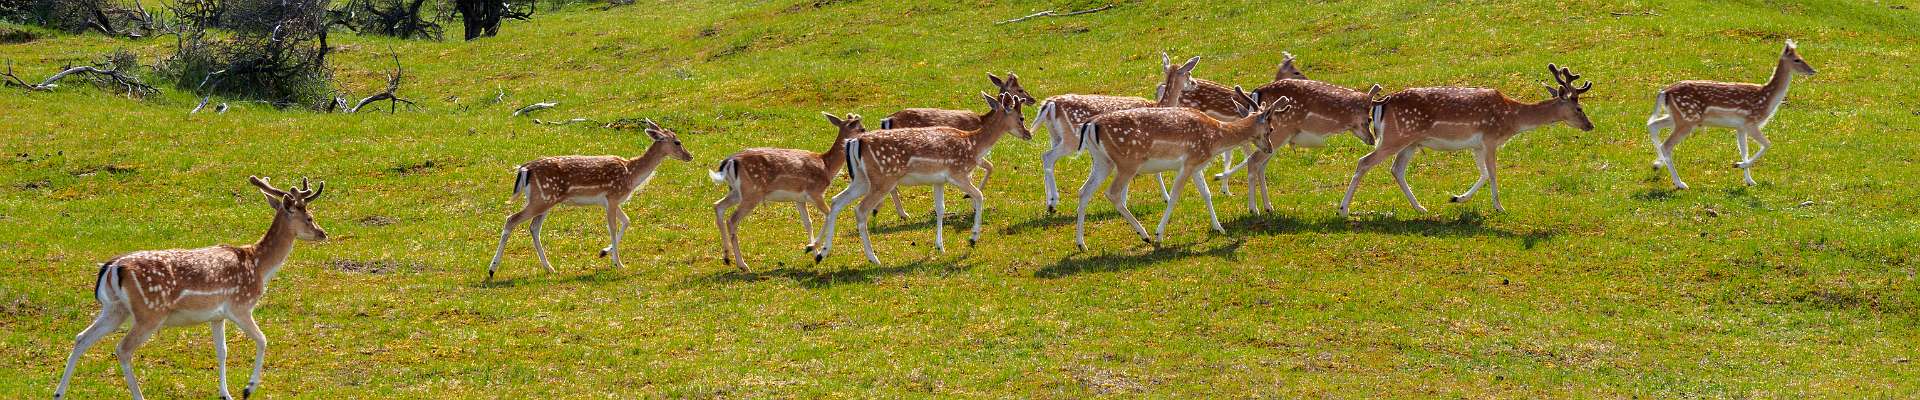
[1042,145,1065,213]
[1215,148,1234,196]
[889,190,911,219]
[723,199,758,271]
[713,191,740,266]
[487,210,533,279]
[528,214,554,273]
[1390,147,1427,213]
[213,320,232,399]
[932,183,946,253]
[1738,125,1772,186]
[1452,148,1490,203]
[116,321,160,400]
[815,182,865,261]
[1155,173,1172,205]
[1660,124,1694,189]
[1155,166,1195,243]
[1192,165,1225,234]
[1735,128,1753,185]
[600,205,628,268]
[231,313,267,399]
[1485,147,1505,212]
[855,191,890,266]
[795,202,813,252]
[1648,116,1673,167]
[952,177,986,246]
[1074,163,1111,251]
[55,309,126,400]
[1341,149,1393,217]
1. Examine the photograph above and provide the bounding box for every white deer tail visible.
[1078,122,1099,158]
[844,138,866,184]
[709,157,734,185]
[879,117,894,130]
[1369,102,1386,145]
[1029,100,1056,133]
[93,261,120,304]
[509,166,531,203]
[1648,91,1670,124]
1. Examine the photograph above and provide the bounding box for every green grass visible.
[4,0,1920,397]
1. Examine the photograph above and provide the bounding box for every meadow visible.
[3,0,1919,397]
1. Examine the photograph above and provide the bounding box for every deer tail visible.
[509,166,531,203]
[1030,100,1055,133]
[879,117,893,130]
[844,138,864,183]
[1648,91,1670,124]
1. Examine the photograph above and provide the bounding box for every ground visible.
[2,0,1918,397]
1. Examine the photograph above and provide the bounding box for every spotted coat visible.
[1248,79,1378,147]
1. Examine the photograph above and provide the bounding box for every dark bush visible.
[163,0,334,108]
[329,0,443,40]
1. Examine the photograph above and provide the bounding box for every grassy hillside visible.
[4,0,1919,397]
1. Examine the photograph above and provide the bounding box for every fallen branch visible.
[996,4,1114,24]
[2,61,157,97]
[534,117,596,126]
[512,101,557,116]
[1608,10,1659,16]
[350,54,415,113]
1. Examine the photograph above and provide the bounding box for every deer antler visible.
[292,177,323,201]
[1546,64,1592,98]
[248,176,287,197]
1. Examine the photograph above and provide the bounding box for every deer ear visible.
[980,92,1000,110]
[1542,83,1562,98]
[1006,72,1018,83]
[987,72,1005,88]
[259,189,285,210]
[1785,39,1797,50]
[1180,56,1200,74]
[1161,52,1172,71]
[822,111,844,126]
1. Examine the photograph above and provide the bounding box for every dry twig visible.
[997,4,1114,24]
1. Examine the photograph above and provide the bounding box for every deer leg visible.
[1107,168,1152,245]
[487,209,533,279]
[55,308,126,400]
[527,214,554,274]
[1452,148,1490,203]
[1190,163,1225,234]
[1244,150,1274,214]
[213,320,233,400]
[600,204,631,268]
[793,202,812,258]
[856,183,896,266]
[1738,125,1772,186]
[815,180,868,262]
[1155,166,1195,243]
[1341,148,1394,217]
[713,191,741,266]
[1647,115,1674,167]
[951,175,986,247]
[1074,162,1112,251]
[807,193,830,253]
[975,159,994,194]
[1390,146,1427,213]
[724,199,759,271]
[1155,173,1172,206]
[932,183,947,253]
[1661,123,1695,189]
[1485,146,1506,212]
[889,189,912,219]
[115,319,161,400]
[1215,147,1234,196]
[1042,140,1066,214]
[231,312,267,399]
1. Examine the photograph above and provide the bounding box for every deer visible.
[1648,39,1815,189]
[1073,92,1286,250]
[1174,51,1311,196]
[54,177,327,400]
[812,92,1030,266]
[1338,64,1595,217]
[710,113,865,272]
[486,119,692,280]
[1221,77,1383,214]
[1032,53,1216,214]
[873,72,1034,216]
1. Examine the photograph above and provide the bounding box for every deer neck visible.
[819,135,854,176]
[1760,59,1796,116]
[1157,81,1186,107]
[963,123,1011,159]
[1215,117,1264,153]
[1511,100,1566,134]
[252,212,299,281]
[624,144,672,184]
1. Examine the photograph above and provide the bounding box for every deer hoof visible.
[721,257,730,266]
[968,238,977,247]
[598,249,609,258]
[813,254,824,263]
[1675,182,1690,190]
[804,245,814,253]
[243,388,253,399]
[1450,195,1465,203]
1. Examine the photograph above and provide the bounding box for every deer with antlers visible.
[1648,40,1815,189]
[486,119,692,280]
[54,177,326,400]
[1339,64,1595,217]
[710,113,865,272]
[1032,54,1213,214]
[1219,74,1383,214]
[1073,91,1285,249]
[1174,52,1311,196]
[813,93,1029,266]
[873,73,1035,216]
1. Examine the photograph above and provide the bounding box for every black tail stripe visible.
[93,262,111,303]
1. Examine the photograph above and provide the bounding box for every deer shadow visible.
[682,255,970,289]
[472,264,631,288]
[1222,210,1561,249]
[1037,238,1244,278]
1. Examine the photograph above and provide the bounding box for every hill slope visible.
[3,0,1919,397]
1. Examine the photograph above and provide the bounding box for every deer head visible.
[822,112,866,140]
[249,176,328,241]
[1155,52,1201,104]
[1234,86,1288,154]
[1275,52,1308,81]
[1782,39,1816,76]
[642,119,695,161]
[987,72,1035,105]
[978,92,1030,140]
[1541,63,1596,132]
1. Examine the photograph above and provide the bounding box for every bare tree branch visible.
[1,61,157,97]
[996,4,1114,25]
[349,54,415,113]
[512,101,557,116]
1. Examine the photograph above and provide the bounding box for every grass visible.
[3,0,1920,397]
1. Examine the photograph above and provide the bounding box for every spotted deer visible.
[1073,94,1287,250]
[1032,54,1207,213]
[874,73,1034,213]
[486,119,693,279]
[709,113,865,272]
[1339,64,1595,217]
[813,93,1029,266]
[54,177,327,400]
[1175,51,1310,196]
[1223,78,1382,214]
[1648,40,1815,189]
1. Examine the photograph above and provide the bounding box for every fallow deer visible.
[1174,51,1310,196]
[1648,39,1815,189]
[1338,64,1595,217]
[813,93,1029,266]
[54,177,327,400]
[874,72,1034,213]
[1073,94,1287,250]
[1223,78,1382,214]
[1032,54,1208,213]
[486,119,692,280]
[710,113,865,272]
